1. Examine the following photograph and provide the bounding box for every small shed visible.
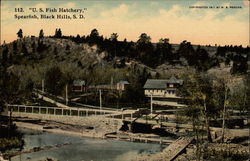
[116,81,129,91]
[72,80,86,92]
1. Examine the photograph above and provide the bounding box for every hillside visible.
[0,36,249,96]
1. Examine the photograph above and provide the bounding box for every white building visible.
[116,81,129,91]
[143,77,185,107]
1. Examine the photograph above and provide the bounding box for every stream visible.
[11,128,167,161]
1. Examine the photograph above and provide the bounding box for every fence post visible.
[86,110,88,116]
[46,108,48,114]
[18,106,20,113]
[39,107,41,114]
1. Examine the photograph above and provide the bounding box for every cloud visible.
[34,3,48,9]
[1,1,249,46]
[150,2,159,6]
[60,2,76,8]
[159,4,182,18]
[100,4,128,17]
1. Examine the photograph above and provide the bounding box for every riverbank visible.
[13,118,174,144]
[10,113,123,138]
[132,141,249,161]
[0,116,173,160]
[7,127,166,161]
[12,117,111,139]
[2,115,248,161]
[0,118,23,150]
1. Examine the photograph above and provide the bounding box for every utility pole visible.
[111,76,113,90]
[99,89,102,110]
[221,87,228,142]
[66,84,68,105]
[42,79,44,92]
[150,94,153,118]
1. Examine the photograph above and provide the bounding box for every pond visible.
[11,128,167,161]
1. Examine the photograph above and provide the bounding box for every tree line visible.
[14,28,250,74]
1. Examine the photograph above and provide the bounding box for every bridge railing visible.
[7,104,114,117]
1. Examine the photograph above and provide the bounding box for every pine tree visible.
[57,28,62,38]
[17,29,23,39]
[39,29,44,39]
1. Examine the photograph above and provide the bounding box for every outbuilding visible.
[72,80,86,92]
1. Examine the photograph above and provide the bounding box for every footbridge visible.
[6,104,135,120]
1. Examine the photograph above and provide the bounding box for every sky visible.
[1,0,249,46]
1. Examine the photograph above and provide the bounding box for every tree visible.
[54,29,58,37]
[177,40,195,65]
[178,73,213,142]
[194,46,210,71]
[21,43,28,55]
[45,66,65,95]
[228,80,247,115]
[137,33,151,44]
[212,76,230,142]
[13,41,18,55]
[54,28,62,38]
[159,38,169,44]
[109,33,119,57]
[37,40,46,52]
[86,29,103,46]
[75,34,81,43]
[57,28,62,38]
[0,67,21,123]
[90,28,99,37]
[136,33,154,67]
[1,46,9,66]
[39,29,44,39]
[17,29,23,39]
[110,33,118,41]
[243,74,250,113]
[155,38,173,64]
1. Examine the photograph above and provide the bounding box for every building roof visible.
[143,77,183,89]
[73,80,85,86]
[117,81,129,84]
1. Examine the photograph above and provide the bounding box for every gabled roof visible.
[73,80,85,86]
[143,77,183,89]
[117,81,129,84]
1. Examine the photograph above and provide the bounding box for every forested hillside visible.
[0,28,249,107]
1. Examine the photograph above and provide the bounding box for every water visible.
[11,128,167,161]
